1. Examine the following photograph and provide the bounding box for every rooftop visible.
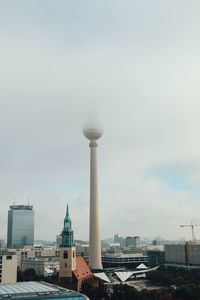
[73,256,93,280]
[9,205,33,210]
[103,253,145,258]
[0,281,88,299]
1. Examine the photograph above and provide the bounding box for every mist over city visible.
[1,1,200,299]
[1,1,200,243]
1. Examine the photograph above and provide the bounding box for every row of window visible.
[103,257,147,262]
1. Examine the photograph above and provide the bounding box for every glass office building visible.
[7,205,34,248]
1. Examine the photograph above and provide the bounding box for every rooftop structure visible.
[0,281,89,299]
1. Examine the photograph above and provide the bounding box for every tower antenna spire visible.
[83,121,103,270]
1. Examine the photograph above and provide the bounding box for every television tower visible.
[83,124,103,270]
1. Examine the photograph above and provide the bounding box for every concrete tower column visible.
[83,126,103,270]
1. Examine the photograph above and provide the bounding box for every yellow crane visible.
[180,221,200,242]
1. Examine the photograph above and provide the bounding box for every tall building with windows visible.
[7,205,34,248]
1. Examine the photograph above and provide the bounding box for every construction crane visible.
[180,221,200,242]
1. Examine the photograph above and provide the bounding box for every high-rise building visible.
[7,205,34,248]
[83,124,103,270]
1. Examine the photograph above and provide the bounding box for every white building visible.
[8,245,58,269]
[0,251,17,283]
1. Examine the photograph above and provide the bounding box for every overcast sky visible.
[1,0,200,242]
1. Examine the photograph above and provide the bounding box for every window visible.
[6,256,12,260]
[63,250,68,259]
[65,262,67,268]
[73,250,75,258]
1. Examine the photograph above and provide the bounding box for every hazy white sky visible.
[1,0,200,242]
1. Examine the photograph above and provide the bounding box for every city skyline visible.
[1,1,200,241]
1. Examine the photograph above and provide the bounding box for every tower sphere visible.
[83,127,103,140]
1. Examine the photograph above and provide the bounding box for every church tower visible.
[59,204,76,283]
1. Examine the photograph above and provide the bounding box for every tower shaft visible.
[89,140,102,269]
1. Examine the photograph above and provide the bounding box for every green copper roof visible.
[61,204,74,247]
[64,204,71,229]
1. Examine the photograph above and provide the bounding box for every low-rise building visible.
[102,252,148,268]
[147,250,165,267]
[165,243,200,267]
[0,250,17,283]
[22,257,59,276]
[8,245,59,269]
[165,244,186,265]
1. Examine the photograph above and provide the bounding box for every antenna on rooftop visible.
[14,196,16,205]
[28,197,30,205]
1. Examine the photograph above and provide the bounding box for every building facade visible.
[102,253,148,269]
[147,250,165,267]
[124,236,140,249]
[165,244,187,265]
[14,245,59,269]
[0,250,17,284]
[165,243,200,267]
[7,205,34,248]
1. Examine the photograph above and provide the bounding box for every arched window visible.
[65,262,67,268]
[63,250,68,259]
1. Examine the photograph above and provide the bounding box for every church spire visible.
[61,204,74,247]
[64,204,71,230]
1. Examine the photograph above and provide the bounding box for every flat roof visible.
[0,281,88,299]
[103,253,146,258]
[9,205,33,210]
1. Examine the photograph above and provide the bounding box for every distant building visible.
[165,243,200,267]
[22,258,45,276]
[7,205,34,248]
[147,250,165,267]
[0,281,89,299]
[0,250,17,284]
[102,252,148,268]
[114,234,124,248]
[12,245,59,269]
[165,244,186,265]
[0,240,5,247]
[56,234,62,248]
[21,257,59,276]
[124,236,140,249]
